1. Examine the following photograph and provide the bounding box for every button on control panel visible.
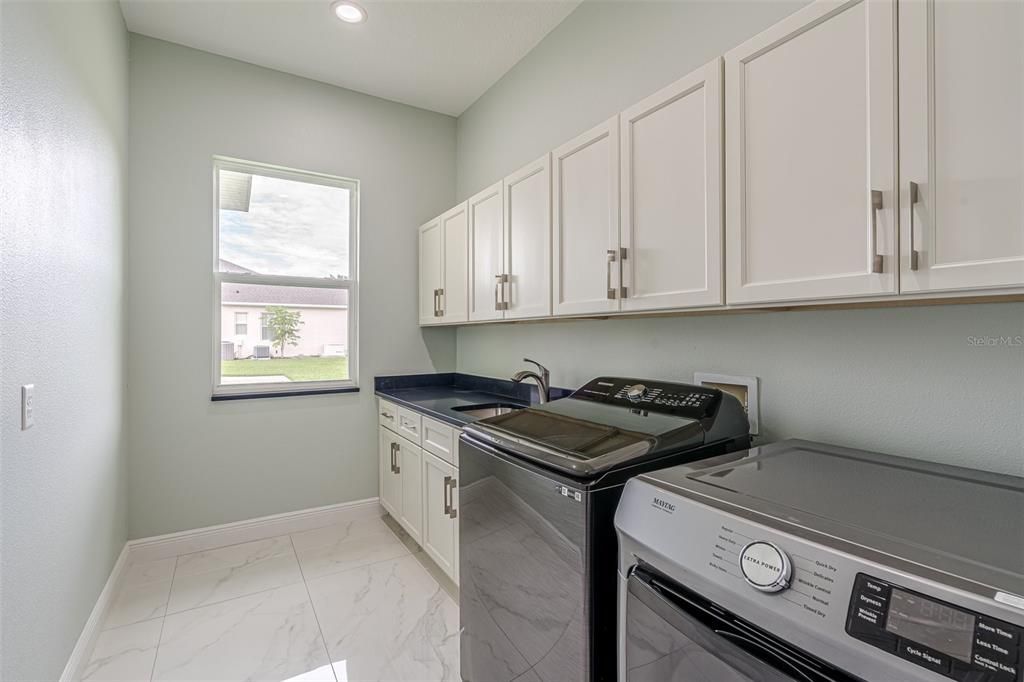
[846,574,1023,682]
[572,377,721,418]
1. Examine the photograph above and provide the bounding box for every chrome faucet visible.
[512,357,551,404]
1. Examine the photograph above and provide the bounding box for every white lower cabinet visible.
[422,451,458,582]
[378,400,459,584]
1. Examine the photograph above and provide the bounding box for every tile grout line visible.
[289,533,339,682]
[147,555,178,682]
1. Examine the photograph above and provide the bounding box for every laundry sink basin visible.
[451,403,525,419]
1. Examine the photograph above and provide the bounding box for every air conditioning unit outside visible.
[253,343,272,360]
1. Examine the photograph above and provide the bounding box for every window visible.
[213,158,358,398]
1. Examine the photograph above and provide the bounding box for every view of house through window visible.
[214,160,356,395]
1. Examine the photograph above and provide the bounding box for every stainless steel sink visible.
[452,403,525,419]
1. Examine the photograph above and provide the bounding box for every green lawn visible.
[221,356,348,382]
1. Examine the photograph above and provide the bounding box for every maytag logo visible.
[652,497,676,513]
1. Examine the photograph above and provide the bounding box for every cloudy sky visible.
[219,173,350,278]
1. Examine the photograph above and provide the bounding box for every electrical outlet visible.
[21,384,34,430]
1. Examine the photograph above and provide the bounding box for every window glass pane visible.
[218,170,350,279]
[220,282,349,385]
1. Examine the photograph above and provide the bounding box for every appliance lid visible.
[640,439,1024,597]
[462,377,725,478]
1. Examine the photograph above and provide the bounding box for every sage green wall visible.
[127,36,457,539]
[1,1,129,678]
[454,1,1024,475]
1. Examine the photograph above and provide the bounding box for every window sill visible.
[211,386,360,401]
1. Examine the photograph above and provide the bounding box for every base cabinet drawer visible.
[378,400,399,431]
[422,416,456,465]
[422,451,458,583]
[395,405,423,443]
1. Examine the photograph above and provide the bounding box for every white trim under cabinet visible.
[440,202,469,323]
[620,58,724,312]
[725,0,898,305]
[503,154,552,320]
[468,181,506,322]
[418,217,443,325]
[898,0,1024,294]
[552,116,621,316]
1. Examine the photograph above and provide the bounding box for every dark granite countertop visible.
[374,372,572,427]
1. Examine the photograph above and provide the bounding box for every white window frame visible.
[234,311,248,336]
[212,156,359,398]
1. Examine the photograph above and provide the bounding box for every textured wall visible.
[453,0,1024,475]
[0,1,129,679]
[126,36,457,539]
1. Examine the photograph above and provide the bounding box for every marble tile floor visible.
[79,515,460,682]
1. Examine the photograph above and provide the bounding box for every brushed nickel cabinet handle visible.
[909,182,920,271]
[494,274,509,311]
[394,442,401,474]
[448,477,458,519]
[389,442,397,473]
[438,287,445,317]
[606,245,614,296]
[443,475,452,515]
[870,190,884,274]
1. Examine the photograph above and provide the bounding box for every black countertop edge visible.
[374,372,573,427]
[374,372,572,404]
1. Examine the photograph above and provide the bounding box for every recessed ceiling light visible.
[332,0,367,24]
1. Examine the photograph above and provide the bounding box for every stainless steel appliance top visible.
[639,439,1024,598]
[462,376,750,478]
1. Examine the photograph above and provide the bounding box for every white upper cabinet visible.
[418,217,442,325]
[552,117,620,316]
[725,0,897,305]
[620,59,724,312]
[440,202,469,323]
[898,0,1024,293]
[503,154,552,319]
[468,181,505,322]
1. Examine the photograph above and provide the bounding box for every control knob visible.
[625,384,648,402]
[739,541,792,593]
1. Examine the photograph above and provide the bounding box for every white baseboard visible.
[61,498,382,681]
[127,497,383,563]
[60,544,130,682]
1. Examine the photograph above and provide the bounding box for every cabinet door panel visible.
[397,437,422,545]
[379,429,401,518]
[418,218,442,325]
[422,452,457,581]
[504,154,552,320]
[899,0,1024,292]
[621,59,723,311]
[552,117,620,315]
[441,202,469,323]
[468,182,505,321]
[726,0,897,304]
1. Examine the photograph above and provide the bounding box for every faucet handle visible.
[523,357,549,378]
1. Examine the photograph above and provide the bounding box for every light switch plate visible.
[694,373,759,435]
[21,384,34,430]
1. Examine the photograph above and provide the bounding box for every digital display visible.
[885,589,976,662]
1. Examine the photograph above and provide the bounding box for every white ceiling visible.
[119,0,581,116]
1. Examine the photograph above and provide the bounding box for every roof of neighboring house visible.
[222,282,347,307]
[219,260,347,306]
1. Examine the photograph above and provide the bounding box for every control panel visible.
[846,573,1022,681]
[572,377,721,419]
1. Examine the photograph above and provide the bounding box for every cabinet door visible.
[503,154,552,319]
[440,202,469,323]
[552,117,620,315]
[899,0,1024,293]
[418,217,443,325]
[397,437,423,545]
[379,429,401,518]
[422,452,457,581]
[620,59,724,312]
[468,181,505,322]
[725,0,897,304]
